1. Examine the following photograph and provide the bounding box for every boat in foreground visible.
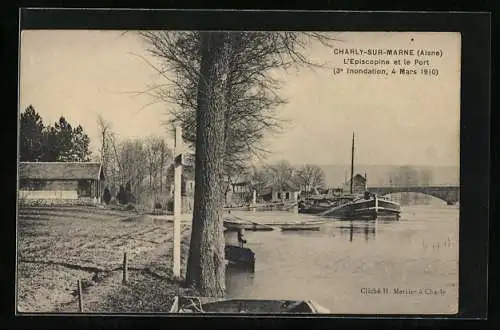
[321,193,401,220]
[316,132,401,220]
[223,217,275,231]
[170,295,330,313]
[280,221,326,231]
[298,195,354,214]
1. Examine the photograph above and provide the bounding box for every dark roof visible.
[284,179,300,191]
[19,162,104,180]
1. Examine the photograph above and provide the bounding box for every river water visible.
[224,204,459,314]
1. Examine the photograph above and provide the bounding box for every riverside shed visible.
[18,162,105,201]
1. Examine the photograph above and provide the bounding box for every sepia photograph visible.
[17,29,461,315]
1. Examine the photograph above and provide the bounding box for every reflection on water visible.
[225,265,256,298]
[338,220,377,242]
[224,205,459,314]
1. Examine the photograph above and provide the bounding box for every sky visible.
[19,31,461,167]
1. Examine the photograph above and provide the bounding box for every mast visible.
[350,132,355,194]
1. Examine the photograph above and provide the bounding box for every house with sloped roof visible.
[259,179,301,203]
[18,162,105,201]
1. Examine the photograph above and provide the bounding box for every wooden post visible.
[252,189,256,213]
[293,191,299,214]
[122,252,128,284]
[173,126,183,279]
[77,279,83,312]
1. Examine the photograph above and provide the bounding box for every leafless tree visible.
[249,165,274,193]
[96,114,173,205]
[118,139,148,202]
[96,115,110,168]
[139,31,336,296]
[269,160,296,186]
[296,164,326,194]
[144,136,172,205]
[145,136,160,190]
[183,32,228,296]
[157,139,170,195]
[96,114,122,196]
[139,31,336,175]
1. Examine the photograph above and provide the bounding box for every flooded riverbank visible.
[224,204,459,314]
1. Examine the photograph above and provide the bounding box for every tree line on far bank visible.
[236,161,326,200]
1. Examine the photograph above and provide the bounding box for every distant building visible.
[259,180,301,203]
[225,179,253,205]
[18,162,105,202]
[343,173,367,194]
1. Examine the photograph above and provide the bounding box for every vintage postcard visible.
[17,29,460,315]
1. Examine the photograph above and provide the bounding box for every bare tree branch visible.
[139,31,336,176]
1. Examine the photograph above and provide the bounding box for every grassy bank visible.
[17,205,194,313]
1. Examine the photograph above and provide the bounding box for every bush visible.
[166,200,174,212]
[125,181,136,203]
[103,187,111,204]
[125,203,136,211]
[117,185,127,204]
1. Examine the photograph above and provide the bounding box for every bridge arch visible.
[367,186,459,205]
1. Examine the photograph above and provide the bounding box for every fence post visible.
[122,252,128,284]
[77,279,83,312]
[173,126,183,279]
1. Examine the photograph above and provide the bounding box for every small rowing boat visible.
[170,295,330,314]
[279,221,325,231]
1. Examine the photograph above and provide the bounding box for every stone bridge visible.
[366,185,459,205]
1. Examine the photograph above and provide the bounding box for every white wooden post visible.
[173,126,183,279]
[293,191,299,214]
[252,189,257,213]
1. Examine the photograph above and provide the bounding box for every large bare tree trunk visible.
[185,32,228,297]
